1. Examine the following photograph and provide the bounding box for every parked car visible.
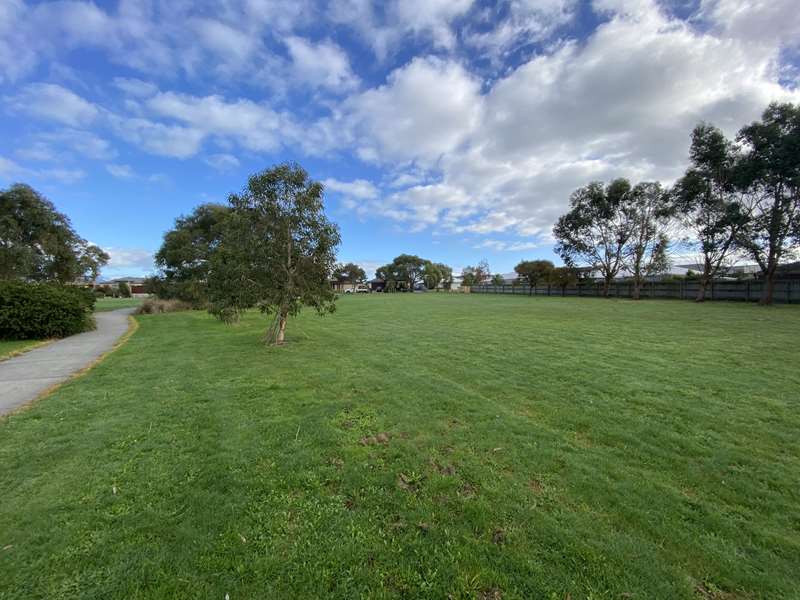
[345,285,370,294]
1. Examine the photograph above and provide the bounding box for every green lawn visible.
[94,297,144,312]
[1,294,798,599]
[0,339,48,361]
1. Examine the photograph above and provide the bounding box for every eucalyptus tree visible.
[553,179,634,296]
[208,163,340,344]
[671,124,749,301]
[735,103,800,304]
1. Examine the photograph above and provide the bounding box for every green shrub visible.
[134,299,192,315]
[118,282,132,298]
[0,281,96,339]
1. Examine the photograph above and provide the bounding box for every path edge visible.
[0,339,55,363]
[1,313,140,419]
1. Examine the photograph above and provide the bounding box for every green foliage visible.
[0,183,109,283]
[117,281,132,298]
[153,203,231,306]
[208,163,341,343]
[134,299,192,314]
[332,262,366,284]
[671,123,749,300]
[376,254,428,291]
[0,280,95,339]
[461,259,490,287]
[735,102,800,303]
[553,179,633,294]
[514,259,554,287]
[548,266,579,289]
[491,273,505,285]
[423,261,452,289]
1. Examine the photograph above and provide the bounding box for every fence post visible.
[746,281,750,302]
[547,284,551,296]
[710,280,715,301]
[680,279,684,300]
[787,281,791,304]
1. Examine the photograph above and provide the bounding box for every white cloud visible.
[343,57,483,164]
[285,37,359,91]
[323,178,379,200]
[5,83,98,126]
[103,247,155,274]
[0,155,84,184]
[337,1,799,240]
[475,239,542,252]
[146,91,293,153]
[465,0,576,60]
[110,115,206,159]
[205,153,240,172]
[106,164,135,178]
[699,0,800,48]
[113,77,158,98]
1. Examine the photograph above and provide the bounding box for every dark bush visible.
[0,281,96,339]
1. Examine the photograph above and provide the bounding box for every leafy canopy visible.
[208,163,340,343]
[0,184,109,283]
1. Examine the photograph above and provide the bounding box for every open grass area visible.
[1,294,798,599]
[93,297,144,312]
[0,338,48,361]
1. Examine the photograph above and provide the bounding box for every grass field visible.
[94,297,144,312]
[1,294,798,599]
[0,339,49,361]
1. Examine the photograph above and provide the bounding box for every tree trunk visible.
[632,279,641,300]
[695,274,711,302]
[602,277,612,297]
[760,265,777,305]
[275,310,288,344]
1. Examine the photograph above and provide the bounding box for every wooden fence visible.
[470,279,800,303]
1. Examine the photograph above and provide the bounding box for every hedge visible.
[0,281,96,339]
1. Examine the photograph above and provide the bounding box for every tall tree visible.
[208,163,341,344]
[154,203,230,305]
[624,182,672,300]
[671,124,749,301]
[0,183,108,283]
[332,262,366,286]
[735,103,800,304]
[548,266,579,292]
[491,273,505,286]
[514,259,554,294]
[553,179,634,296]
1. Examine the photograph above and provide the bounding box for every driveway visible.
[0,308,135,416]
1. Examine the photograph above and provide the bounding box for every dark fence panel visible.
[470,279,800,303]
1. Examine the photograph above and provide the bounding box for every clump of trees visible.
[333,262,366,287]
[149,163,340,345]
[376,255,453,291]
[1,184,109,284]
[552,102,800,305]
[149,203,230,306]
[460,259,491,287]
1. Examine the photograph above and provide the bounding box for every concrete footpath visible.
[0,308,135,416]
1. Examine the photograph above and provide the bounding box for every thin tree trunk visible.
[760,264,777,305]
[632,279,641,300]
[695,274,711,302]
[275,309,288,344]
[602,276,612,297]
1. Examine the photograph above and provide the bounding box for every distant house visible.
[97,277,148,295]
[330,279,359,293]
[774,261,800,279]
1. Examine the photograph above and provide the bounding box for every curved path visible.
[0,308,135,416]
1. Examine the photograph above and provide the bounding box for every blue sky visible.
[1,0,798,279]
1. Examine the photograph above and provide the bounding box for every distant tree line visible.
[551,102,800,305]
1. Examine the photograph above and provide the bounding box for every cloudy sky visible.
[1,0,799,278]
